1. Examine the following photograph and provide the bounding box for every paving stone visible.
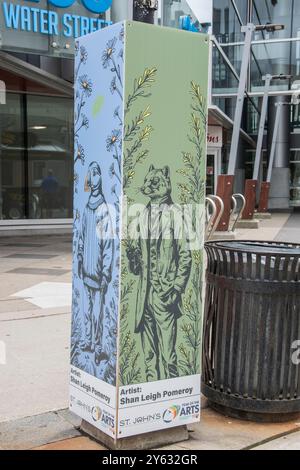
[0,306,70,322]
[7,267,70,276]
[0,411,80,450]
[237,213,290,241]
[0,314,70,423]
[33,436,106,451]
[57,409,82,429]
[4,254,56,260]
[0,298,37,314]
[179,408,300,450]
[275,213,300,244]
[253,430,300,450]
[1,243,47,248]
[12,282,71,309]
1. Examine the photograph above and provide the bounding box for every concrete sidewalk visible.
[0,213,299,450]
[0,235,72,423]
[1,407,300,450]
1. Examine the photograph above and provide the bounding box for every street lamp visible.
[216,22,285,232]
[241,74,291,220]
[255,23,285,32]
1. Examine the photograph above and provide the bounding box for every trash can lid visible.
[206,240,300,255]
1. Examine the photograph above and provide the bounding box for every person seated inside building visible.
[41,169,59,218]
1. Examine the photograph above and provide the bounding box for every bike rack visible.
[205,195,225,240]
[205,197,217,240]
[230,193,246,232]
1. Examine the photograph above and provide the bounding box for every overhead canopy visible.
[208,104,256,148]
[186,0,213,25]
[0,51,73,97]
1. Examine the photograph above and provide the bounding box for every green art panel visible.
[119,22,209,388]
[70,20,209,440]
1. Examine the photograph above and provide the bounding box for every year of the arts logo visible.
[163,405,180,423]
[163,402,200,423]
[92,406,102,422]
[91,406,115,429]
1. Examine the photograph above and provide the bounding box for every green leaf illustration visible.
[92,95,104,118]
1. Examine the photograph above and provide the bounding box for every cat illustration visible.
[127,165,192,382]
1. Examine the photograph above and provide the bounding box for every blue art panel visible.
[71,22,124,386]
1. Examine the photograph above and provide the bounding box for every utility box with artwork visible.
[70,21,209,446]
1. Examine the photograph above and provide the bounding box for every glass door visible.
[26,95,73,220]
[0,92,73,222]
[206,149,221,195]
[0,93,26,220]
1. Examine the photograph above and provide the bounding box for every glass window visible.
[220,40,288,91]
[219,43,243,76]
[0,93,26,220]
[250,42,292,92]
[291,40,300,85]
[213,0,247,43]
[252,0,292,40]
[212,43,239,94]
[26,95,73,219]
[245,149,255,179]
[212,96,237,121]
[291,95,300,130]
[246,96,261,135]
[292,0,300,37]
[245,149,268,179]
[0,93,73,221]
[160,0,194,28]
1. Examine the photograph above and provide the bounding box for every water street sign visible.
[0,0,113,57]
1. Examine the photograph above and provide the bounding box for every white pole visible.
[253,75,272,181]
[266,103,283,183]
[227,24,256,176]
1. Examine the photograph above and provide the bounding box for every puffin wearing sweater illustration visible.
[78,161,114,367]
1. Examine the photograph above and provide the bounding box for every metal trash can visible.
[202,240,300,422]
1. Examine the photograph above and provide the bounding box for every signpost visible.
[70,20,209,448]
